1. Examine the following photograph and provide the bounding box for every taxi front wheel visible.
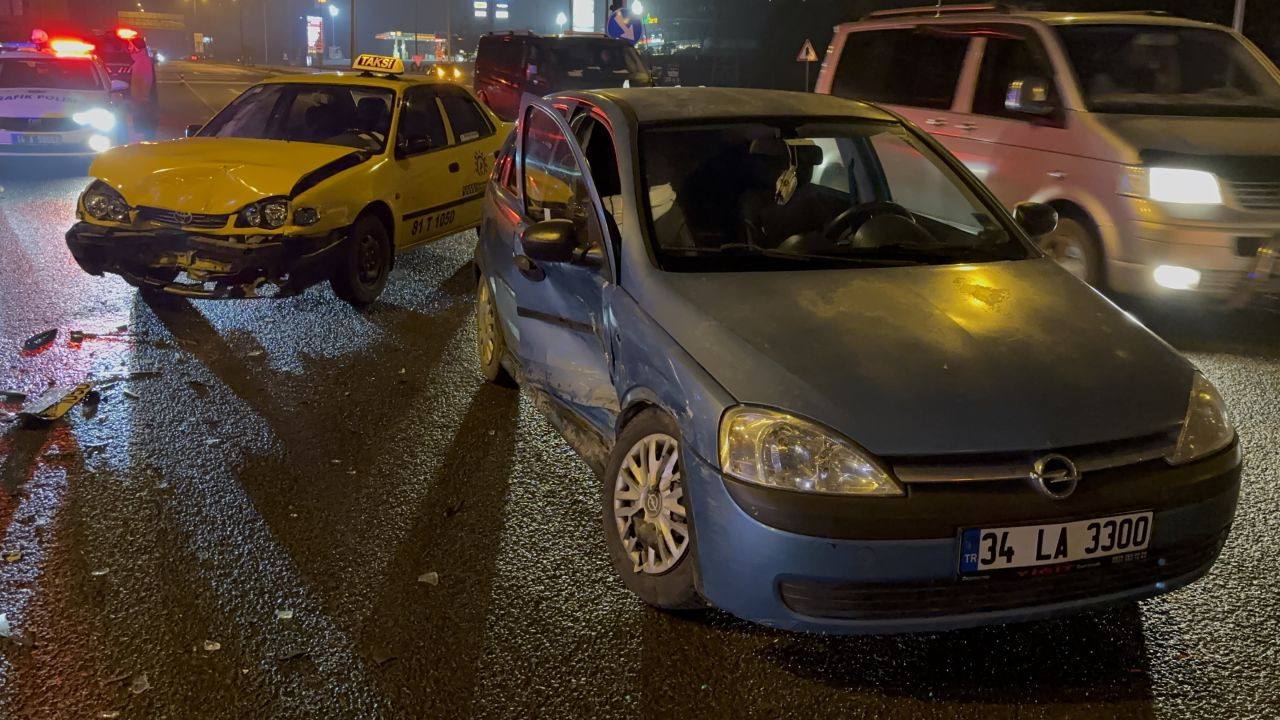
[331,215,392,307]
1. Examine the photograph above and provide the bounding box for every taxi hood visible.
[89,138,365,213]
[0,88,105,117]
[648,259,1193,458]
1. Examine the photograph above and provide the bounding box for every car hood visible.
[0,88,105,117]
[1097,114,1280,159]
[89,138,362,214]
[648,259,1192,457]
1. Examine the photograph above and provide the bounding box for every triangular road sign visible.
[797,39,819,63]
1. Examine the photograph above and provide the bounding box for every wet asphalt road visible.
[1,66,1280,720]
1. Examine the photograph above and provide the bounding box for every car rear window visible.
[0,57,102,90]
[831,28,969,110]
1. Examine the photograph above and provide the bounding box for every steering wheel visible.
[822,201,914,244]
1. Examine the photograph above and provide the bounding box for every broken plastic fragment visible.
[91,568,110,576]
[129,673,150,694]
[0,613,10,638]
[247,350,264,358]
[3,549,21,563]
[0,390,27,403]
[22,328,58,353]
[203,640,221,652]
[206,438,223,447]
[122,390,140,401]
[275,609,294,620]
[417,571,439,586]
[98,712,121,719]
[18,384,94,422]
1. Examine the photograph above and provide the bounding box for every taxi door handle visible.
[449,162,460,173]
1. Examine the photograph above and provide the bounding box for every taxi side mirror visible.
[185,123,203,137]
[1015,201,1058,238]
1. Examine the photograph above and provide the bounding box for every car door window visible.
[832,28,970,109]
[574,115,624,245]
[439,92,494,144]
[973,36,1058,118]
[397,86,447,154]
[523,106,604,255]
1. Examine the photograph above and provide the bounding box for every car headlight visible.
[1168,373,1234,465]
[72,107,117,133]
[237,198,290,229]
[82,181,131,223]
[1121,166,1223,205]
[719,406,904,496]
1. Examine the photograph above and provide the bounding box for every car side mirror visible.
[1015,201,1058,238]
[110,79,129,94]
[522,219,579,263]
[185,123,203,137]
[1005,77,1056,117]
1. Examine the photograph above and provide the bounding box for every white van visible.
[816,6,1280,302]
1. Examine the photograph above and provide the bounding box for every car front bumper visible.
[688,441,1241,634]
[65,221,348,299]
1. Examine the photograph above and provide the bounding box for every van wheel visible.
[331,214,392,307]
[1041,215,1103,287]
[602,409,704,610]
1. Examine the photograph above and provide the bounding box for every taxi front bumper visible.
[65,221,348,299]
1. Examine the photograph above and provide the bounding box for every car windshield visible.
[0,57,101,90]
[198,82,396,153]
[1058,24,1280,117]
[640,120,1028,271]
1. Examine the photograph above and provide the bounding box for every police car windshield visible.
[0,57,101,90]
[199,82,396,153]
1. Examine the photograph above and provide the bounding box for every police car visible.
[0,33,126,157]
[66,54,511,306]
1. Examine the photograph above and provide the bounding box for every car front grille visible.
[779,532,1227,620]
[137,207,231,229]
[1227,180,1280,211]
[0,116,79,132]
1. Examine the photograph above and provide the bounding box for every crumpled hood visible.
[648,259,1193,457]
[89,138,360,213]
[0,88,104,117]
[1097,114,1280,158]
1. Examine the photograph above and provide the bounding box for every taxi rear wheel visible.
[331,214,392,307]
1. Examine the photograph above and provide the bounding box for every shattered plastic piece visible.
[372,650,397,667]
[187,380,209,397]
[22,329,58,353]
[84,390,101,406]
[122,390,140,400]
[203,640,222,652]
[98,712,121,719]
[0,389,27,403]
[444,499,465,518]
[417,571,440,586]
[3,549,21,563]
[18,383,94,422]
[0,613,10,638]
[275,609,294,620]
[1175,650,1196,661]
[247,350,264,358]
[129,673,150,694]
[103,671,132,684]
[330,459,341,465]
[91,568,110,576]
[206,438,223,447]
[275,648,308,662]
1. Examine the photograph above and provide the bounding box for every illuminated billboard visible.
[572,0,594,32]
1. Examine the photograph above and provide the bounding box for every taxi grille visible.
[779,532,1226,620]
[0,117,79,132]
[137,207,231,229]
[1227,180,1280,211]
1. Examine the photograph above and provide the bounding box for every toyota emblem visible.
[175,211,194,226]
[1030,453,1080,500]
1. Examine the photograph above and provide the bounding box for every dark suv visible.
[473,31,651,121]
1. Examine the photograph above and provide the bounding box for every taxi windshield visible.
[198,82,396,153]
[1058,24,1280,118]
[640,120,1027,272]
[0,57,102,90]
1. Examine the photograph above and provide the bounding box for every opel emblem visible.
[175,211,194,226]
[1030,453,1080,500]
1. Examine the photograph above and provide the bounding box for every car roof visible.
[564,87,899,124]
[843,9,1227,32]
[257,71,457,90]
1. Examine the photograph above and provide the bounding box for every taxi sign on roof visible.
[353,54,404,75]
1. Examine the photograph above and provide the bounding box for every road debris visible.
[203,640,222,652]
[98,711,121,719]
[122,390,140,401]
[3,549,21,563]
[18,383,94,422]
[372,650,397,667]
[206,438,223,447]
[103,671,132,684]
[444,499,465,518]
[91,568,110,576]
[1174,650,1197,661]
[275,647,308,662]
[187,380,209,397]
[275,609,294,620]
[0,613,10,638]
[129,673,151,694]
[0,389,27,403]
[22,328,57,353]
[417,571,440,586]
[246,350,264,358]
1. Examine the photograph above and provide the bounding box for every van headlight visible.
[1121,166,1223,205]
[1168,373,1234,465]
[82,181,131,223]
[72,107,117,133]
[237,198,290,229]
[719,406,904,496]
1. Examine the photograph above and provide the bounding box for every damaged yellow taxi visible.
[65,54,510,305]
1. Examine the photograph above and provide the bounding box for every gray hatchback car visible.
[473,88,1241,633]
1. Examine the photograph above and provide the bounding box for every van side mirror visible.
[1015,201,1058,238]
[521,219,578,263]
[185,123,203,137]
[1005,77,1055,116]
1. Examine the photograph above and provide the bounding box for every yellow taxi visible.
[65,54,511,305]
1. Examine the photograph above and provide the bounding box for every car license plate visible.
[13,134,62,145]
[959,511,1153,575]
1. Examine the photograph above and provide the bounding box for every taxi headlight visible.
[719,406,904,496]
[238,198,290,229]
[72,107,117,133]
[83,181,130,223]
[1168,373,1234,465]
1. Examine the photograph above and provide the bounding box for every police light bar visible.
[352,54,404,75]
[49,39,96,57]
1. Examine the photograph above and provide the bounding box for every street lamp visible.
[556,11,567,33]
[328,3,339,58]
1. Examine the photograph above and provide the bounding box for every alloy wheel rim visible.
[357,233,382,285]
[477,281,497,366]
[614,433,690,575]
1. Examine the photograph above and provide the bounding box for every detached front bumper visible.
[65,221,348,299]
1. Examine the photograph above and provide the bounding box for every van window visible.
[973,37,1058,118]
[481,37,524,73]
[831,29,969,110]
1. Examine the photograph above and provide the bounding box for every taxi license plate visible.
[959,511,1153,575]
[14,134,62,145]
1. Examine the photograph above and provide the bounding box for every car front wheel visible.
[475,274,515,386]
[331,214,392,307]
[602,408,703,610]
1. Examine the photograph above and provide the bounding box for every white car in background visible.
[0,38,126,157]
